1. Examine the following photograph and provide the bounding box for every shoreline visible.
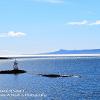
[0,54,100,59]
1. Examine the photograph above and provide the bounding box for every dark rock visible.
[0,70,26,74]
[38,74,80,78]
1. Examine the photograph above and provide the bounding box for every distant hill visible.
[45,49,100,54]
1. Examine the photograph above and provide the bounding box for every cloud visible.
[8,31,26,37]
[0,31,26,38]
[67,20,100,26]
[67,20,88,26]
[34,0,64,4]
[89,20,100,25]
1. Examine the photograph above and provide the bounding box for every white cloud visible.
[89,20,100,25]
[67,20,88,26]
[67,20,100,26]
[34,0,64,4]
[8,31,26,37]
[0,31,26,38]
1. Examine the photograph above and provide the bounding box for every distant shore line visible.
[0,57,10,59]
[0,54,100,59]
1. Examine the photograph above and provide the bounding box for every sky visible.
[0,0,100,54]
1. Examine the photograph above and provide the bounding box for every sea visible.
[0,56,100,100]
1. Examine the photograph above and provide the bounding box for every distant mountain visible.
[45,49,100,54]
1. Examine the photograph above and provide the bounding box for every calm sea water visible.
[0,57,100,100]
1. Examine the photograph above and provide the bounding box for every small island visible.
[38,74,81,78]
[0,69,26,74]
[0,59,26,74]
